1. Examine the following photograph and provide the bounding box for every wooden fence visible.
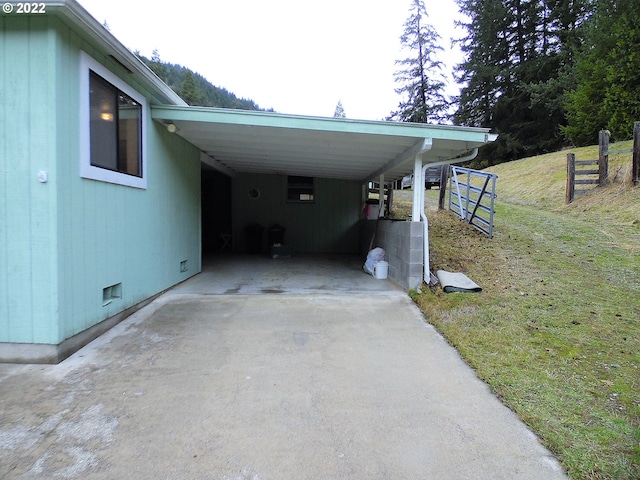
[566,122,640,204]
[634,122,640,186]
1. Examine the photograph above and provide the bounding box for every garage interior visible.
[152,105,496,288]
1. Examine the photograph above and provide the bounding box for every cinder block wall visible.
[360,220,424,290]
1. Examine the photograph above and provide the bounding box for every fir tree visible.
[453,0,591,165]
[334,100,346,118]
[180,71,203,106]
[136,54,268,111]
[563,0,640,144]
[389,0,448,124]
[148,49,168,81]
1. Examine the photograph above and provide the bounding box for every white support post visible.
[411,156,423,222]
[411,138,433,221]
[378,174,385,218]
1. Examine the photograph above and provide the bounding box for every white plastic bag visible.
[364,247,386,275]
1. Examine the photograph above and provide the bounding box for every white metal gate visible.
[448,166,498,238]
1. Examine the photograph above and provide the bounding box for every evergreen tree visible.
[524,0,590,146]
[180,71,203,106]
[453,0,591,166]
[334,100,346,118]
[453,0,510,129]
[601,0,640,140]
[136,54,267,111]
[563,0,640,144]
[147,49,168,81]
[389,0,448,124]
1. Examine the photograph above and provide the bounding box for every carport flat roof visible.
[152,106,496,182]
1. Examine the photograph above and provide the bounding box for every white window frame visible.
[79,51,148,189]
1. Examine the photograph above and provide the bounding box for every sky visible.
[76,0,464,121]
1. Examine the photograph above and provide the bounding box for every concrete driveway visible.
[0,255,567,479]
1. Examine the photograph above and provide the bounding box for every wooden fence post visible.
[633,121,640,186]
[438,165,449,210]
[566,153,576,204]
[598,130,609,186]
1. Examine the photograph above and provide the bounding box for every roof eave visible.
[151,105,498,182]
[152,104,494,140]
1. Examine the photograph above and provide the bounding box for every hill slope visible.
[485,140,639,224]
[408,145,640,479]
[138,55,271,111]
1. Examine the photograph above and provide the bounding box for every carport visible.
[152,106,496,288]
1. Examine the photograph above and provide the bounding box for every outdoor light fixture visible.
[166,123,177,133]
[100,112,114,122]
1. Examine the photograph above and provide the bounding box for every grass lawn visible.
[396,142,639,479]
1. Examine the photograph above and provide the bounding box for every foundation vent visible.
[103,283,122,306]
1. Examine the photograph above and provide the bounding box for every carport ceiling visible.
[151,106,495,182]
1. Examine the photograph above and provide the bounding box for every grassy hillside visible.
[402,144,639,479]
[485,140,638,221]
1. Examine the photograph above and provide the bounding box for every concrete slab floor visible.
[0,256,567,479]
[174,254,404,295]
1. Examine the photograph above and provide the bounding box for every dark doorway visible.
[201,169,232,255]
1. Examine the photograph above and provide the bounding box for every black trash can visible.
[244,223,264,254]
[267,224,286,247]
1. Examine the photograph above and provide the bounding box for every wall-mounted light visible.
[100,101,114,121]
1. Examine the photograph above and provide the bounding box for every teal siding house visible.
[1,0,495,363]
[1,2,201,363]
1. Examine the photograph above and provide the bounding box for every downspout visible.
[378,174,385,218]
[420,148,479,286]
[419,163,434,286]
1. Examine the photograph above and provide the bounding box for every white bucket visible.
[373,261,388,279]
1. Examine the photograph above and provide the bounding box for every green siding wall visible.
[0,17,202,345]
[0,16,59,344]
[232,174,362,254]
